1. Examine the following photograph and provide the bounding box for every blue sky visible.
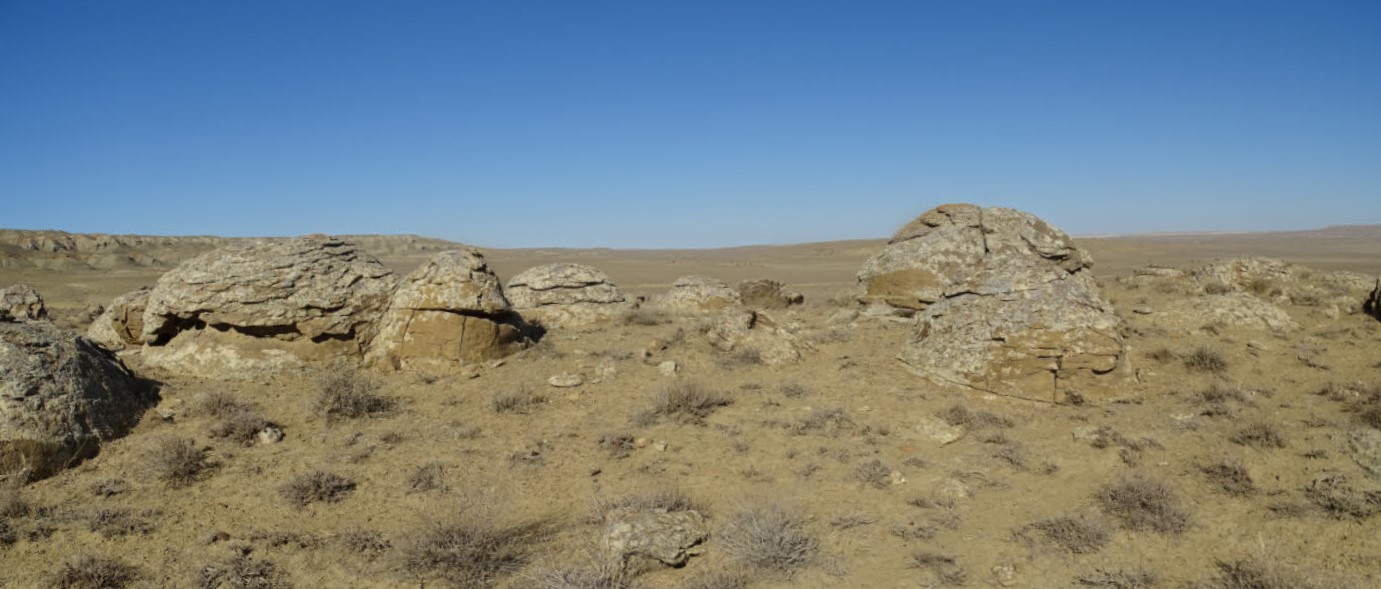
[2,1,1378,248]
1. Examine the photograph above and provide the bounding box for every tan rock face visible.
[137,236,395,376]
[707,307,808,367]
[859,204,1128,403]
[143,236,395,344]
[1,321,153,478]
[603,507,708,568]
[505,263,629,328]
[368,250,526,372]
[1,284,47,322]
[737,279,804,310]
[86,288,151,350]
[654,276,741,313]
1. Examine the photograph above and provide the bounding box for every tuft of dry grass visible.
[145,435,210,487]
[1,481,29,519]
[854,459,893,489]
[594,488,706,521]
[909,552,967,587]
[1200,558,1353,589]
[1230,422,1287,449]
[492,386,547,414]
[1095,474,1191,534]
[400,510,551,588]
[406,462,446,494]
[1200,460,1255,496]
[1189,383,1254,417]
[338,527,392,559]
[634,382,732,425]
[719,502,818,574]
[197,554,290,589]
[938,403,1013,429]
[84,508,156,538]
[1183,347,1228,373]
[621,306,671,326]
[1076,567,1159,588]
[313,368,395,420]
[597,432,637,459]
[1145,347,1178,363]
[194,391,273,445]
[1305,474,1381,520]
[1022,514,1111,554]
[279,470,356,508]
[48,554,139,589]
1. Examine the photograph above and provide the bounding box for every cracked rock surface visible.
[368,249,526,371]
[506,263,629,328]
[857,203,1129,403]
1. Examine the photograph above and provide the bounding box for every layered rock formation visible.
[654,276,741,313]
[737,279,804,310]
[86,288,151,350]
[505,263,629,328]
[706,307,808,367]
[858,204,1129,403]
[367,250,526,372]
[139,236,396,375]
[1,320,152,478]
[1,284,46,322]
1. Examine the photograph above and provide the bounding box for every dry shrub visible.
[1201,558,1355,589]
[938,403,1013,429]
[1203,282,1234,295]
[1076,567,1159,588]
[0,481,29,519]
[1145,347,1177,363]
[338,527,391,558]
[84,508,156,538]
[790,407,853,436]
[198,554,290,589]
[406,462,446,494]
[1096,475,1191,534]
[527,562,639,589]
[854,459,893,489]
[622,306,671,326]
[594,488,706,520]
[89,478,129,498]
[720,502,817,574]
[145,435,209,487]
[400,510,550,588]
[1190,383,1254,417]
[780,382,811,398]
[1023,514,1110,554]
[597,432,637,459]
[279,471,356,508]
[195,392,273,445]
[909,552,967,587]
[1305,474,1381,520]
[48,554,139,589]
[492,386,547,414]
[1200,460,1255,496]
[636,382,732,425]
[1230,423,1287,449]
[314,368,395,420]
[1183,347,1228,373]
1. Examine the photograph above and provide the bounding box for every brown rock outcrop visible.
[505,263,629,328]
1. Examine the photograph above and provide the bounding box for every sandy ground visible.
[2,229,1380,589]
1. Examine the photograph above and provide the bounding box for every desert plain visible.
[2,214,1380,589]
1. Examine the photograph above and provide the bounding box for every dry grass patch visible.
[634,382,732,425]
[400,510,551,588]
[84,507,156,538]
[720,502,817,574]
[1230,422,1287,449]
[197,554,290,589]
[938,403,1014,429]
[314,368,395,420]
[406,462,446,493]
[1305,474,1381,520]
[1183,347,1228,373]
[279,470,356,508]
[1189,383,1254,417]
[195,391,273,446]
[909,552,967,587]
[1096,475,1191,534]
[854,459,893,489]
[1199,558,1354,589]
[492,386,547,414]
[1021,514,1111,554]
[1076,567,1159,588]
[594,488,707,520]
[145,435,210,487]
[1200,459,1256,496]
[47,554,139,589]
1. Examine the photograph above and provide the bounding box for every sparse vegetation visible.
[595,489,706,520]
[1305,474,1381,520]
[84,508,156,538]
[198,554,290,589]
[1201,459,1255,496]
[1190,383,1254,417]
[1076,567,1159,588]
[400,510,550,588]
[1096,475,1191,534]
[279,471,356,508]
[338,527,392,558]
[854,459,893,489]
[195,391,273,445]
[1022,514,1110,554]
[313,367,395,420]
[406,462,445,493]
[938,403,1014,429]
[634,382,732,425]
[492,385,547,414]
[47,554,139,589]
[1183,347,1228,373]
[1230,422,1287,449]
[720,502,817,574]
[1201,558,1352,589]
[145,435,210,487]
[909,552,967,586]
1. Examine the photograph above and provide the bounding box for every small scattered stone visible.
[915,415,965,445]
[889,471,906,486]
[1246,340,1270,351]
[653,440,668,452]
[658,361,679,376]
[992,563,1018,587]
[257,426,285,445]
[547,373,584,388]
[1132,306,1153,315]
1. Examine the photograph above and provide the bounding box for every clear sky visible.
[2,1,1378,248]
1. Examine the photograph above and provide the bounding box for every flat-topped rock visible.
[506,263,629,328]
[654,275,741,313]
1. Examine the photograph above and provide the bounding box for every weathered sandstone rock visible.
[505,263,629,328]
